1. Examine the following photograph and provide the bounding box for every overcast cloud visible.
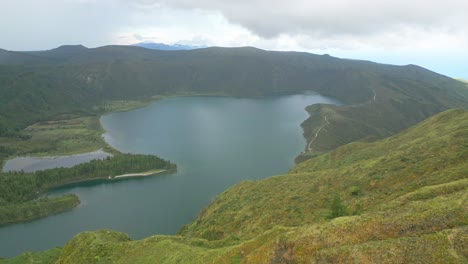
[142,0,468,38]
[0,0,466,77]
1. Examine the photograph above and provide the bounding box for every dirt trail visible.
[307,116,329,152]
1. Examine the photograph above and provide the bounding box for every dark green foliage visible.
[34,154,175,189]
[327,195,348,219]
[0,154,174,205]
[0,195,79,226]
[0,154,174,225]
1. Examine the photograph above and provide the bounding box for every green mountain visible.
[1,46,467,262]
[0,45,468,160]
[4,109,466,263]
[1,46,467,156]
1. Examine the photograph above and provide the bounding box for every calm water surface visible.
[2,149,112,173]
[0,94,338,257]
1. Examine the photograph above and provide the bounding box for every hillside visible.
[0,46,467,156]
[4,109,466,263]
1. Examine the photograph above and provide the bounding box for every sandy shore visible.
[113,170,167,179]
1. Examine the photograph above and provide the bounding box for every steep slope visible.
[299,66,468,157]
[180,109,468,240]
[5,109,466,263]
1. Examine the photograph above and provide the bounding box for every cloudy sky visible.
[1,0,467,78]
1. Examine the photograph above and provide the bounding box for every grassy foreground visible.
[4,109,466,263]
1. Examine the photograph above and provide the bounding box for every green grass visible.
[5,109,466,263]
[0,247,62,264]
[0,116,107,164]
[95,97,160,114]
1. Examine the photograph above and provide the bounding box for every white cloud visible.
[0,0,466,77]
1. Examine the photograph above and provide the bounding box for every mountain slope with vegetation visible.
[4,109,466,263]
[1,45,468,262]
[1,45,467,157]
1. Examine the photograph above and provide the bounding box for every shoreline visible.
[112,169,167,179]
[2,92,318,167]
[47,168,175,190]
[2,149,113,173]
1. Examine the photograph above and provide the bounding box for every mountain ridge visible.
[1,45,467,156]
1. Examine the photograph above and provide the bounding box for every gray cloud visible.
[1,0,467,55]
[135,0,468,38]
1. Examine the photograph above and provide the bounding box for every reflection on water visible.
[2,149,112,172]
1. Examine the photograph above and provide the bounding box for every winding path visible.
[306,88,377,152]
[307,116,329,152]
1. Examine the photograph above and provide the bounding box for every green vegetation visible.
[0,247,62,264]
[0,93,175,226]
[0,154,175,225]
[0,117,108,163]
[327,195,348,219]
[5,109,466,263]
[1,45,468,262]
[1,46,467,156]
[0,195,79,226]
[96,98,160,114]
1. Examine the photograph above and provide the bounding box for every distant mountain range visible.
[0,44,467,153]
[132,42,205,50]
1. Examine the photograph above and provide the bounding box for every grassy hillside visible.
[1,46,467,156]
[5,109,466,263]
[1,45,467,262]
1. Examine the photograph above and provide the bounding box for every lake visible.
[0,94,338,258]
[2,149,112,173]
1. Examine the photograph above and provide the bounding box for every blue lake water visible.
[0,94,338,258]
